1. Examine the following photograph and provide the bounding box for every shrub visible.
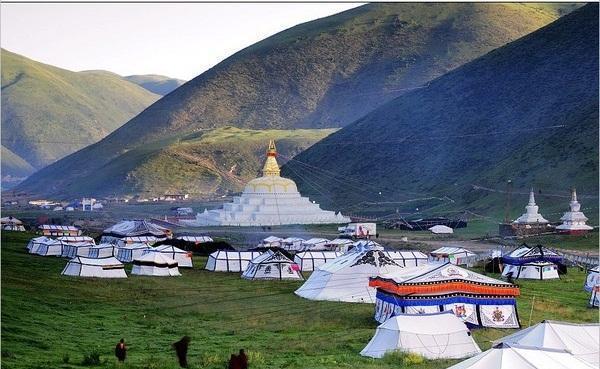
[382,350,425,366]
[81,349,101,366]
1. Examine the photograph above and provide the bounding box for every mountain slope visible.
[124,74,185,96]
[1,49,160,170]
[282,4,599,218]
[1,145,35,187]
[15,3,578,198]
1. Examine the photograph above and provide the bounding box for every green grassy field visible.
[1,231,598,369]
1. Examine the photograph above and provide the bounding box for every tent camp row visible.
[258,236,355,252]
[61,253,182,278]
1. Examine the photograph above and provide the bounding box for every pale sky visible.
[0,3,363,80]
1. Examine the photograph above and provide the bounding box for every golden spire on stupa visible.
[262,140,280,176]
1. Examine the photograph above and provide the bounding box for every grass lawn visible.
[1,231,598,369]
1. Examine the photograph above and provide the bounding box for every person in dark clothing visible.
[228,354,240,369]
[506,271,514,285]
[238,349,248,369]
[115,338,127,362]
[172,336,191,368]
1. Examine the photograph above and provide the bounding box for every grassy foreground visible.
[2,231,597,369]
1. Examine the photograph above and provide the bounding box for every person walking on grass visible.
[173,336,191,368]
[114,338,127,363]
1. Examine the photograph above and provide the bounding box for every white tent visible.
[294,251,343,271]
[493,320,600,366]
[58,236,95,244]
[260,236,283,247]
[242,250,303,280]
[324,238,355,252]
[61,241,96,258]
[501,246,561,280]
[147,245,193,268]
[87,244,116,258]
[205,251,263,272]
[429,225,454,234]
[31,237,63,256]
[1,216,25,231]
[27,236,57,254]
[116,243,152,263]
[177,235,213,243]
[301,238,330,251]
[429,246,476,266]
[281,237,305,251]
[585,266,599,307]
[360,312,481,359]
[100,219,171,245]
[62,257,127,278]
[294,244,404,303]
[385,250,428,267]
[447,343,596,369]
[132,252,181,277]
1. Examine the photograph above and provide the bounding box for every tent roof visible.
[429,225,454,234]
[1,216,22,225]
[508,245,559,258]
[430,246,475,256]
[380,311,471,334]
[119,243,152,250]
[448,343,596,369]
[295,251,343,258]
[58,236,95,242]
[250,250,294,264]
[177,235,213,242]
[68,256,123,267]
[153,245,187,253]
[282,237,304,242]
[326,238,354,245]
[39,224,79,231]
[379,263,513,286]
[303,238,330,244]
[262,236,283,243]
[209,250,262,259]
[493,321,599,365]
[133,252,178,266]
[103,220,169,237]
[318,247,402,274]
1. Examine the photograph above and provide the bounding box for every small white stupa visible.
[513,188,548,224]
[556,188,593,235]
[185,140,350,226]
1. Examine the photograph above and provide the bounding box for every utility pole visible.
[504,179,513,223]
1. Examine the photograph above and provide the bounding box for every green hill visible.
[124,74,185,96]
[1,49,160,173]
[282,4,599,222]
[1,145,35,187]
[15,3,578,199]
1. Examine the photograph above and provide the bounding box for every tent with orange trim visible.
[370,263,519,328]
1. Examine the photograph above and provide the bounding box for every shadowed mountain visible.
[14,3,579,198]
[282,4,599,219]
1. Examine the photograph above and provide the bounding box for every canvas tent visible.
[205,251,263,272]
[501,245,562,280]
[385,250,428,267]
[493,320,599,366]
[324,238,354,252]
[281,237,305,251]
[87,244,116,258]
[447,343,596,369]
[242,250,303,280]
[38,224,80,237]
[58,236,95,244]
[360,312,481,359]
[301,238,330,251]
[295,243,404,303]
[62,257,127,278]
[100,220,171,245]
[1,216,25,231]
[177,235,213,243]
[585,266,599,307]
[429,247,476,266]
[116,243,152,263]
[29,237,63,256]
[61,241,96,258]
[147,245,193,268]
[371,263,520,328]
[132,252,181,277]
[260,236,283,247]
[429,225,454,234]
[294,251,343,271]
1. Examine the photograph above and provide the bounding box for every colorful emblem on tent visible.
[455,305,467,318]
[492,307,505,322]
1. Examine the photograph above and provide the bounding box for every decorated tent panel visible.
[360,312,481,359]
[62,257,127,278]
[371,263,520,328]
[205,251,263,272]
[294,251,343,271]
[242,250,302,280]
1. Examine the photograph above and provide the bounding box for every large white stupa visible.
[186,141,350,226]
[556,188,593,234]
[513,188,548,224]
